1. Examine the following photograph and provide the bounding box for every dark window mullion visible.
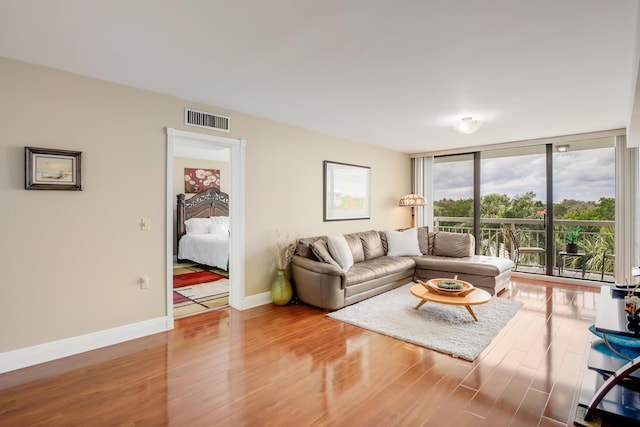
[546,144,554,275]
[474,152,481,255]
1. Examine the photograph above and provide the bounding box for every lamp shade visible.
[452,117,482,134]
[399,193,426,206]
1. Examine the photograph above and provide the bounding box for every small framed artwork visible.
[25,147,83,191]
[324,160,371,221]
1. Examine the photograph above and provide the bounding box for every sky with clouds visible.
[433,147,615,203]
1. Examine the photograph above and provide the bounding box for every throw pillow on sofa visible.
[417,226,429,255]
[433,232,473,257]
[310,240,341,268]
[327,234,354,271]
[385,228,422,256]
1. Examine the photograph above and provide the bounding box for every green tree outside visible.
[434,194,616,275]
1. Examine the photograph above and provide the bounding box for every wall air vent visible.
[184,108,230,132]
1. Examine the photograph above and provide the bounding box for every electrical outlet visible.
[141,218,151,231]
[140,275,150,289]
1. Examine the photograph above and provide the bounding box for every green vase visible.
[271,269,293,305]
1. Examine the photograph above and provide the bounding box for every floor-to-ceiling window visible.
[424,134,617,281]
[480,146,547,268]
[432,154,474,234]
[552,138,615,280]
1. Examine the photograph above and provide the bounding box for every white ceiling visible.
[1,0,638,153]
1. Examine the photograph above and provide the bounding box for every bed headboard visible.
[177,187,230,240]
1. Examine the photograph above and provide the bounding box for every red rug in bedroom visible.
[173,271,226,289]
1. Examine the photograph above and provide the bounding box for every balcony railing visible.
[433,216,615,281]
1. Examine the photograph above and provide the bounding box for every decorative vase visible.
[271,269,293,305]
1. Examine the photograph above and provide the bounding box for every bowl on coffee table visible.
[418,278,475,297]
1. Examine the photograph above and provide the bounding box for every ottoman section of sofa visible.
[413,255,514,295]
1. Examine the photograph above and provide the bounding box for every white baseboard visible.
[239,291,272,310]
[1,293,275,374]
[0,316,170,374]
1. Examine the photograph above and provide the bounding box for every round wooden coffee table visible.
[410,281,491,321]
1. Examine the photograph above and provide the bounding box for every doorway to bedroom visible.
[167,128,245,321]
[172,144,231,318]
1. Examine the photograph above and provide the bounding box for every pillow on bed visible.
[185,217,213,234]
[208,223,229,237]
[210,216,230,226]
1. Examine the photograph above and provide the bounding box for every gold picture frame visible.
[25,147,83,191]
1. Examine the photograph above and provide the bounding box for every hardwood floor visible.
[0,277,605,426]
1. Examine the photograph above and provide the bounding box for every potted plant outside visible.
[565,225,581,254]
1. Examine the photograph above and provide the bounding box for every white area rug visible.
[327,283,522,361]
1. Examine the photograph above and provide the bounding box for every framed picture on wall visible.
[25,147,82,191]
[184,168,221,193]
[323,161,371,221]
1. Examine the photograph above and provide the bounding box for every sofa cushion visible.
[433,232,473,258]
[310,240,340,268]
[360,230,385,260]
[345,256,416,286]
[428,231,437,255]
[295,236,323,260]
[380,231,388,253]
[343,233,365,263]
[414,255,514,277]
[417,226,429,255]
[385,228,421,256]
[327,234,354,271]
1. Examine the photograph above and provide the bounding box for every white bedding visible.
[178,233,229,270]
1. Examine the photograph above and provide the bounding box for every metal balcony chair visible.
[601,251,615,281]
[503,228,546,270]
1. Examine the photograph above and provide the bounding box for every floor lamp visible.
[399,193,426,227]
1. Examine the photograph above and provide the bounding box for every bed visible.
[177,187,230,270]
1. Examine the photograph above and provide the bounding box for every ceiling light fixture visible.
[556,144,570,152]
[452,117,482,134]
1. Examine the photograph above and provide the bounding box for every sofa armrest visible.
[291,256,345,279]
[291,255,347,310]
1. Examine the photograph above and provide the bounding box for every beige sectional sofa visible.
[291,227,514,310]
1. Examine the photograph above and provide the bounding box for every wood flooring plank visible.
[479,365,536,425]
[464,349,527,418]
[510,388,549,426]
[543,349,586,424]
[423,384,479,427]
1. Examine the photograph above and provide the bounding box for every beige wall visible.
[172,157,230,255]
[0,57,411,353]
